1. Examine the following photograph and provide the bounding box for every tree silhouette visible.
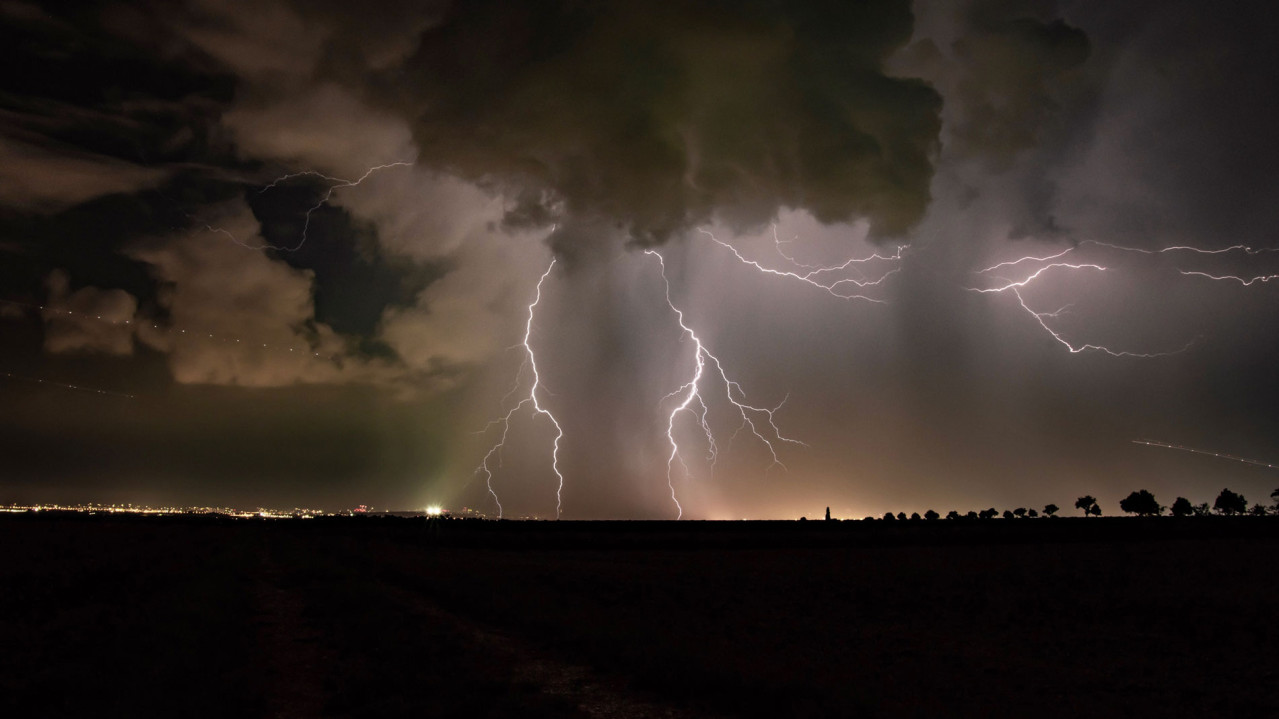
[897,512,908,521]
[1088,504,1102,517]
[979,508,997,520]
[1119,489,1161,516]
[883,512,896,521]
[924,509,940,520]
[1272,488,1279,510]
[1002,510,1014,519]
[1170,497,1194,517]
[1028,509,1039,518]
[946,510,961,520]
[1214,488,1247,515]
[1043,503,1059,517]
[1194,502,1211,517]
[966,511,979,519]
[1075,495,1099,516]
[1013,507,1027,518]
[1249,503,1268,517]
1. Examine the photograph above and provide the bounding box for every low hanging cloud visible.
[125,204,394,388]
[208,74,557,379]
[41,269,138,356]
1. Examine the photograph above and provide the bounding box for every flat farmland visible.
[2,515,1276,718]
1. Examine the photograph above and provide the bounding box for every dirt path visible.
[376,579,717,719]
[252,550,335,718]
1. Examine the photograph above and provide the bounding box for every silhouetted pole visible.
[825,506,831,521]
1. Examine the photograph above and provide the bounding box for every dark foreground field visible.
[2,515,1276,718]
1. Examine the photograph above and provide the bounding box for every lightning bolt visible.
[474,259,566,519]
[1179,270,1279,286]
[204,161,413,252]
[1133,439,1279,471]
[964,238,1279,356]
[647,250,805,519]
[977,240,1278,274]
[699,228,902,303]
[967,262,1193,357]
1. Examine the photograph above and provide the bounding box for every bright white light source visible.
[425,505,444,516]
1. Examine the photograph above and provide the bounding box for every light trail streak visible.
[698,228,902,303]
[0,371,135,399]
[648,250,805,519]
[1133,439,1279,471]
[204,161,413,252]
[474,259,566,519]
[1,299,334,360]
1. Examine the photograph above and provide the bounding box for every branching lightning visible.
[976,240,1278,275]
[967,262,1194,357]
[474,259,565,519]
[969,240,1278,357]
[648,250,805,519]
[1133,439,1279,471]
[204,161,413,252]
[699,228,902,303]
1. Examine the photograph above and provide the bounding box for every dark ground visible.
[1,514,1276,718]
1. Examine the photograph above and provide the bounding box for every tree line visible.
[870,487,1279,521]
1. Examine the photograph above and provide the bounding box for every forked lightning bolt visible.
[204,162,413,252]
[699,228,902,303]
[967,239,1278,357]
[648,250,805,519]
[474,260,565,519]
[968,262,1193,357]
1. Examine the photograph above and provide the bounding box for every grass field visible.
[2,515,1276,717]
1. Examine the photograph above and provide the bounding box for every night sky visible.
[2,0,1277,518]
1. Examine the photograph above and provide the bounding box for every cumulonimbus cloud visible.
[380,0,942,244]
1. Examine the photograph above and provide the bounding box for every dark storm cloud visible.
[893,0,1094,237]
[3,0,1278,519]
[1055,0,1279,248]
[907,0,1090,168]
[382,0,941,245]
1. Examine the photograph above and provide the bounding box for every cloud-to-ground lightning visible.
[203,161,413,252]
[967,239,1277,357]
[474,260,566,519]
[1133,439,1279,471]
[648,250,805,519]
[699,228,903,303]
